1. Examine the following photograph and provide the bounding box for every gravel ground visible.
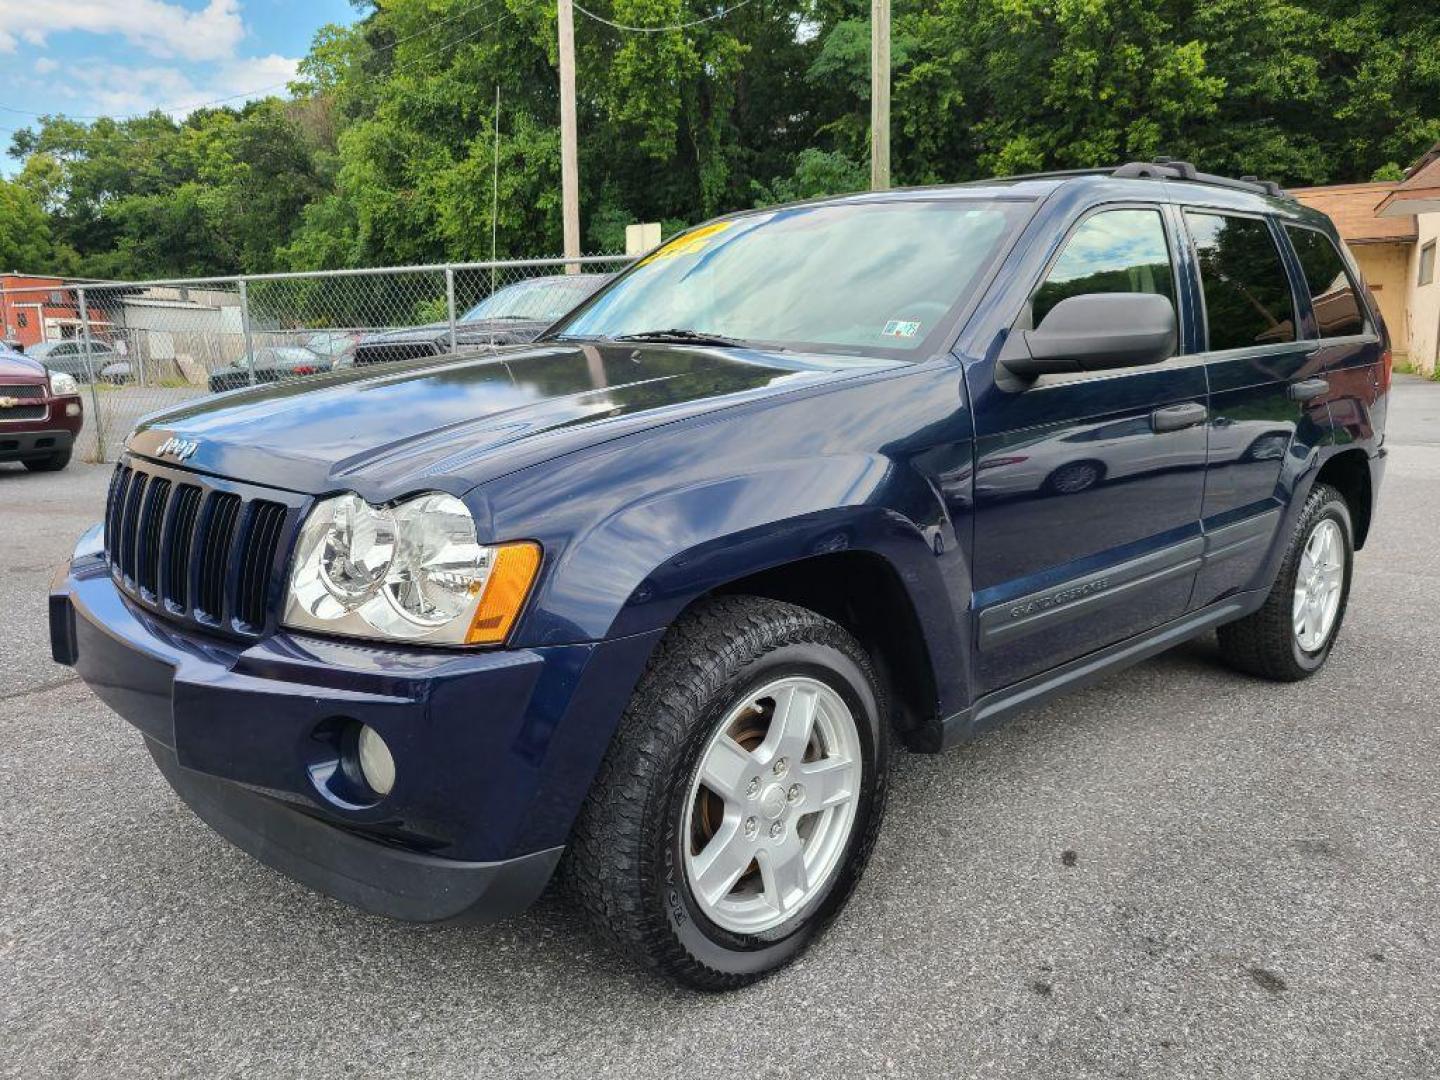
[2,377,1438,1079]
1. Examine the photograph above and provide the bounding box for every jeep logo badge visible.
[157,436,200,461]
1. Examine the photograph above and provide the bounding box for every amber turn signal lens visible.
[466,541,542,645]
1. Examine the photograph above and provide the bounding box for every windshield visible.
[551,199,1030,355]
[462,276,603,322]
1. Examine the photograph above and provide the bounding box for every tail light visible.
[293,365,317,376]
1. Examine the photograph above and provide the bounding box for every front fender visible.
[546,454,953,627]
[492,450,968,706]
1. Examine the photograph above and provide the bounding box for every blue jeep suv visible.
[49,161,1388,989]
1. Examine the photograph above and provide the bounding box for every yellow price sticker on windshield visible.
[638,221,735,266]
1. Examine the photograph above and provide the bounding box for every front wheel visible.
[1217,482,1354,681]
[566,596,888,990]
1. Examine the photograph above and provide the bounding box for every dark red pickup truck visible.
[0,346,83,471]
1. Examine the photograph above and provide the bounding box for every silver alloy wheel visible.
[1293,518,1345,652]
[682,676,862,935]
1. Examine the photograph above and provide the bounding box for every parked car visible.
[51,162,1388,989]
[302,331,360,366]
[0,344,83,470]
[353,273,609,366]
[99,361,133,385]
[207,346,329,392]
[29,339,119,381]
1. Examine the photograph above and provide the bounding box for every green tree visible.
[6,0,1440,278]
[0,178,59,271]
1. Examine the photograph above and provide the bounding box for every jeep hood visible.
[128,342,895,497]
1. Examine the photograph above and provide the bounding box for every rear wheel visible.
[23,449,71,472]
[1217,482,1353,681]
[567,596,888,990]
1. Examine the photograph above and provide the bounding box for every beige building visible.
[1378,148,1440,374]
[1293,142,1440,374]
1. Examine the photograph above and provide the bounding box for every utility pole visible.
[492,84,501,293]
[870,0,890,191]
[557,0,581,269]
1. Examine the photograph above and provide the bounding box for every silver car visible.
[29,340,119,381]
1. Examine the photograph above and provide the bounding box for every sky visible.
[0,0,357,142]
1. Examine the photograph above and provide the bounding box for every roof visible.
[1377,142,1440,217]
[1289,182,1416,243]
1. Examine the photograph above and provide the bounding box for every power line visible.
[0,0,504,124]
[572,0,753,32]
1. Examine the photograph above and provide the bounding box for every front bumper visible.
[50,531,661,924]
[0,426,75,461]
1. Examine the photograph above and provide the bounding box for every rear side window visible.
[1032,208,1175,326]
[1285,226,1368,338]
[1184,212,1296,351]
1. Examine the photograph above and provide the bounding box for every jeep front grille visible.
[104,460,301,637]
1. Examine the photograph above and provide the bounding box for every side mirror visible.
[998,292,1176,386]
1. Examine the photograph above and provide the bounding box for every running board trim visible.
[937,588,1267,749]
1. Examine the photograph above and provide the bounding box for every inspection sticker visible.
[881,319,922,339]
[638,221,735,265]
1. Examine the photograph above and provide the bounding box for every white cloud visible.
[48,54,300,118]
[0,0,245,63]
[33,57,57,75]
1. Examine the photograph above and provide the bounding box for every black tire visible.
[23,449,71,472]
[566,596,889,990]
[1216,482,1354,682]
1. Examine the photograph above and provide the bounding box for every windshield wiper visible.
[610,328,760,348]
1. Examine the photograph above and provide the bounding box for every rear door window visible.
[1285,226,1368,338]
[1184,212,1296,351]
[1031,208,1176,327]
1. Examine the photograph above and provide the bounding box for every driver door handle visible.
[1151,402,1208,433]
[1289,377,1329,402]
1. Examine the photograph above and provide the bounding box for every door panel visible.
[971,369,1208,691]
[1185,212,1336,606]
[1283,224,1387,448]
[1194,350,1329,605]
[968,204,1207,695]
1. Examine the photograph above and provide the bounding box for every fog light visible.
[356,724,395,796]
[65,402,81,417]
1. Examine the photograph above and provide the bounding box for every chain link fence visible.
[1,256,632,463]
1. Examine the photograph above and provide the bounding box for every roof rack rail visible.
[958,167,1116,187]
[1113,159,1289,199]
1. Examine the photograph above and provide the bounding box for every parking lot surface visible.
[2,378,1438,1079]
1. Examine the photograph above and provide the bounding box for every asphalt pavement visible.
[2,377,1438,1079]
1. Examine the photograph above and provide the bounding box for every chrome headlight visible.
[49,371,79,396]
[283,491,540,645]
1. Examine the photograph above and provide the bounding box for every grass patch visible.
[1392,354,1440,380]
